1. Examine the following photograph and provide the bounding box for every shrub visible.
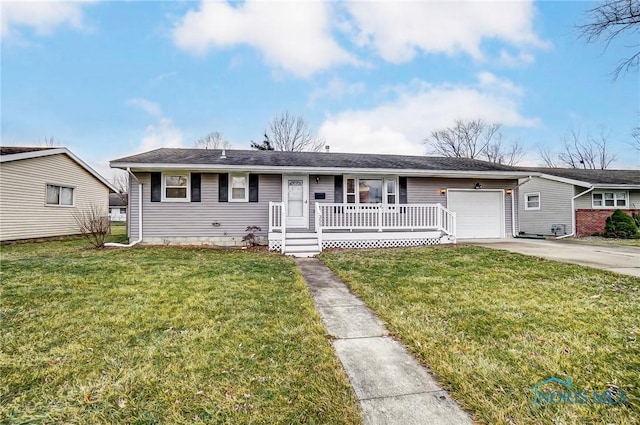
[633,212,640,228]
[242,225,262,247]
[73,203,110,248]
[604,210,639,239]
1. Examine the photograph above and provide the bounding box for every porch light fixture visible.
[440,188,447,195]
[474,182,483,190]
[505,189,513,195]
[315,176,321,183]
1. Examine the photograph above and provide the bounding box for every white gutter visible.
[509,176,532,237]
[556,186,595,239]
[105,168,142,248]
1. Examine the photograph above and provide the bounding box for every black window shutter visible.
[399,177,407,204]
[334,175,343,202]
[218,173,228,202]
[151,172,161,202]
[249,174,259,202]
[191,173,201,202]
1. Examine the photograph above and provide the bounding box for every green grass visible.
[0,239,361,424]
[321,246,640,425]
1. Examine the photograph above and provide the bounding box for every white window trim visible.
[229,172,249,203]
[592,191,629,209]
[45,183,75,207]
[162,172,190,202]
[524,192,541,211]
[343,176,399,205]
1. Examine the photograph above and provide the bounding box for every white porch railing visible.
[269,201,286,253]
[315,203,456,236]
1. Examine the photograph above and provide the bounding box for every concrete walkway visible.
[296,258,472,425]
[466,239,640,277]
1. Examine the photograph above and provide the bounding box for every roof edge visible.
[3,147,117,192]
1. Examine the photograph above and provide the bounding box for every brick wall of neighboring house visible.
[576,209,640,237]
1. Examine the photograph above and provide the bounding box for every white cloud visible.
[1,0,97,40]
[318,73,541,155]
[125,98,183,151]
[344,0,546,63]
[126,98,163,117]
[140,118,183,152]
[498,50,535,67]
[308,77,366,105]
[172,1,357,78]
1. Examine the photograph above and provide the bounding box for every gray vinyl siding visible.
[407,177,516,235]
[129,176,140,240]
[518,177,573,235]
[133,172,281,240]
[575,188,640,210]
[308,175,335,231]
[0,154,110,241]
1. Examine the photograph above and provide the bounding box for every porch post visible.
[378,203,383,232]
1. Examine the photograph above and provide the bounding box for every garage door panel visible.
[448,191,503,239]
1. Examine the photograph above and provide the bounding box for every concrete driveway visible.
[465,239,640,277]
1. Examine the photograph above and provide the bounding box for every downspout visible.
[509,176,532,237]
[105,168,143,247]
[556,186,594,239]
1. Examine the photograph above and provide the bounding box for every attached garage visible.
[447,190,504,239]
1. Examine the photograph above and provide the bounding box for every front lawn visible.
[321,246,639,424]
[1,240,361,424]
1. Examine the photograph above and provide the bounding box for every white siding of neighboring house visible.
[0,154,110,241]
[574,188,640,210]
[130,172,281,243]
[517,177,574,236]
[407,177,516,236]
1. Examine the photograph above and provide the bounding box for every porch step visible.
[284,233,320,257]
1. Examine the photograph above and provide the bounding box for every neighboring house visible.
[109,193,127,221]
[517,168,640,237]
[110,148,537,256]
[0,146,116,242]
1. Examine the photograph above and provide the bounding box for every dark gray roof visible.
[109,193,127,207]
[111,148,523,172]
[522,167,640,185]
[0,146,54,155]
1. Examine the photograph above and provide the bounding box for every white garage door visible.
[447,191,504,239]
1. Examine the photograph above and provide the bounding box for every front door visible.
[283,175,309,228]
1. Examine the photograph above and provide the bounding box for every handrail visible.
[315,202,322,252]
[316,203,456,237]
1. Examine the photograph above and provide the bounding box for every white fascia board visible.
[110,162,539,179]
[537,173,592,187]
[592,184,640,190]
[3,147,117,192]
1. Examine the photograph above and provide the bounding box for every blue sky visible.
[2,0,639,179]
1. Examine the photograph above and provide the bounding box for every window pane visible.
[346,178,355,193]
[347,194,355,203]
[166,188,187,198]
[359,179,383,203]
[231,176,246,188]
[604,193,614,200]
[387,195,396,204]
[616,199,626,206]
[527,195,539,208]
[60,187,73,205]
[593,194,603,206]
[386,180,395,194]
[166,175,187,187]
[120,208,126,214]
[605,199,615,206]
[46,185,59,204]
[232,187,245,199]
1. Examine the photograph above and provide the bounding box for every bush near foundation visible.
[604,209,639,239]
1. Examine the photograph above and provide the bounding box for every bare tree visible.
[194,131,230,149]
[484,135,526,166]
[539,129,617,169]
[631,127,640,151]
[425,119,502,159]
[111,173,129,204]
[73,203,110,248]
[266,111,324,152]
[578,0,640,79]
[41,136,60,147]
